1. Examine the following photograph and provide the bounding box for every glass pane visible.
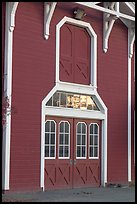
[65,134,69,145]
[53,92,59,106]
[94,147,98,157]
[45,146,49,157]
[51,134,55,144]
[60,123,64,132]
[59,146,63,157]
[67,94,73,108]
[94,136,98,145]
[90,135,93,145]
[80,95,87,110]
[73,95,80,109]
[82,135,86,145]
[77,135,81,145]
[60,93,66,107]
[59,134,64,144]
[65,122,69,133]
[64,146,69,157]
[90,124,94,134]
[50,146,55,157]
[45,121,50,132]
[87,96,94,110]
[82,146,86,157]
[90,146,93,157]
[77,123,81,133]
[45,133,49,144]
[46,97,52,106]
[94,124,98,134]
[82,123,86,134]
[77,146,80,157]
[51,121,55,132]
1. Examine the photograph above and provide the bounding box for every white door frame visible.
[40,83,108,190]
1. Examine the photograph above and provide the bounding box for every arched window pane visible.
[59,121,70,158]
[45,120,56,158]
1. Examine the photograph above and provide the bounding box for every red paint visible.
[2,2,134,191]
[60,23,90,85]
[45,116,101,190]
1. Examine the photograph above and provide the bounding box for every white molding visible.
[101,113,107,186]
[75,2,135,21]
[128,27,135,58]
[2,2,19,190]
[41,83,108,188]
[44,2,57,40]
[56,16,97,88]
[127,28,132,182]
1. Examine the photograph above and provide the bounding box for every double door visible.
[44,116,101,190]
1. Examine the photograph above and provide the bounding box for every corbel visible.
[8,2,19,32]
[44,2,57,40]
[128,27,135,58]
[103,2,118,53]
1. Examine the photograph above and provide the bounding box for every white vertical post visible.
[127,28,132,182]
[101,111,107,186]
[2,2,14,190]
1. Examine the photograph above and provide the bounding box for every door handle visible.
[70,159,73,165]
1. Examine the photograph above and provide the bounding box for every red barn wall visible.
[8,2,133,190]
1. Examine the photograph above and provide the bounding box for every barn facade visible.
[2,2,135,192]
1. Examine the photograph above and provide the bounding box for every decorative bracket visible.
[44,2,57,40]
[128,27,135,58]
[8,2,19,32]
[103,2,118,53]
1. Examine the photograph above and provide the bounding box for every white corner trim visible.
[9,2,19,32]
[56,16,97,88]
[127,28,132,182]
[2,2,19,190]
[44,2,57,40]
[101,112,107,186]
[128,27,135,58]
[41,83,108,188]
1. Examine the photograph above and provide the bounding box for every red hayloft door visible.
[44,116,101,190]
[60,23,91,85]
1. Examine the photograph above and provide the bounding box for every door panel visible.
[45,116,73,190]
[60,23,91,85]
[73,118,101,187]
[44,116,101,190]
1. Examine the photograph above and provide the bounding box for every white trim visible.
[44,107,105,120]
[75,2,135,21]
[101,112,107,186]
[128,29,132,182]
[41,83,108,188]
[2,2,19,190]
[56,16,97,89]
